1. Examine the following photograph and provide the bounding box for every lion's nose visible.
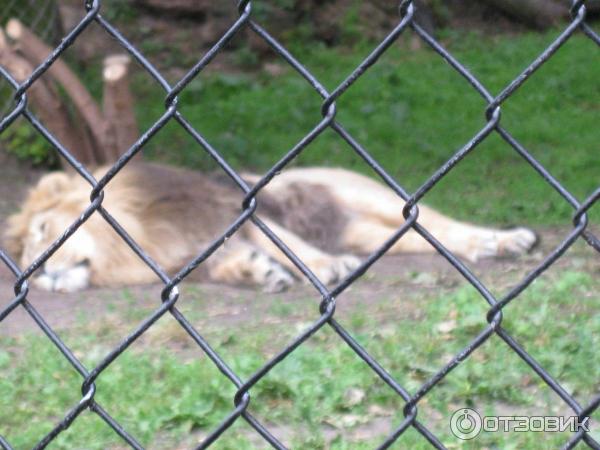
[31,265,63,292]
[42,259,89,277]
[34,260,91,293]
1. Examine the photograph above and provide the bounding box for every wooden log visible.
[102,54,140,161]
[0,28,95,168]
[5,18,111,163]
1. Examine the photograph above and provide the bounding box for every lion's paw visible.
[467,227,538,262]
[310,254,362,285]
[262,264,295,293]
[497,227,538,256]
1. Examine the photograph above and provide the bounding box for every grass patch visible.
[132,29,599,226]
[1,270,597,448]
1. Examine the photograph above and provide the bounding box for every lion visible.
[3,162,537,292]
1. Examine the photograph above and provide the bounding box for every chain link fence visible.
[0,0,60,44]
[0,0,61,113]
[0,0,598,449]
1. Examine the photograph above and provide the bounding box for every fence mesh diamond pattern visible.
[0,0,599,449]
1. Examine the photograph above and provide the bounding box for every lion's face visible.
[20,207,95,292]
[4,172,96,292]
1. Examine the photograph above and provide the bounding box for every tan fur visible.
[3,163,538,292]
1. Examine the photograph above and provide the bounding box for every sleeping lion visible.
[3,163,537,292]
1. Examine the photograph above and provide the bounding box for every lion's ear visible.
[36,172,71,196]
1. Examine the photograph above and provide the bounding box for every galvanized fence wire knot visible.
[0,1,598,449]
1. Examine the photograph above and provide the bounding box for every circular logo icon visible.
[450,408,482,440]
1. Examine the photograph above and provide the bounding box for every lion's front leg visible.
[244,219,361,286]
[207,240,295,292]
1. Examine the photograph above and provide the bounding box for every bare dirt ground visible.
[1,229,595,339]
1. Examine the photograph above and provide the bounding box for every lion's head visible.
[3,166,198,292]
[3,171,98,292]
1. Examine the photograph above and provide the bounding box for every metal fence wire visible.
[0,0,599,449]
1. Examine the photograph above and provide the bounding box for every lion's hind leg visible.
[208,240,294,292]
[341,214,537,262]
[318,172,537,262]
[340,219,431,255]
[413,207,538,261]
[475,226,538,260]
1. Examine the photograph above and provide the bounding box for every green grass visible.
[2,28,596,225]
[1,271,598,449]
[132,28,599,226]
